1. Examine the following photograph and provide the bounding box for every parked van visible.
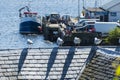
[94,22,120,36]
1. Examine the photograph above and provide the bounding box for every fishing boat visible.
[19,6,42,34]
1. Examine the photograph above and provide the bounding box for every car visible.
[49,13,61,23]
[77,25,95,32]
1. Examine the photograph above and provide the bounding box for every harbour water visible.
[0,0,112,49]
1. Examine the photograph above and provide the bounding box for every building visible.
[83,7,108,22]
[84,0,120,22]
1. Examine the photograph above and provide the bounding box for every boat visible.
[19,6,42,34]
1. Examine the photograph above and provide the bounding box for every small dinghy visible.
[19,6,42,34]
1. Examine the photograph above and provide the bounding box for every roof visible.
[101,0,120,10]
[85,7,104,12]
[0,47,91,80]
[79,46,120,80]
[0,46,120,80]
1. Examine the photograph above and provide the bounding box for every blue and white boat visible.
[19,6,42,34]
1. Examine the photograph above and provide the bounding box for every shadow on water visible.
[45,47,58,79]
[18,48,28,75]
[60,47,75,80]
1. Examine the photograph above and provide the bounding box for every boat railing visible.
[22,12,38,18]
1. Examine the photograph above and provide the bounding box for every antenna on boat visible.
[28,0,32,11]
[18,1,32,17]
[82,0,85,8]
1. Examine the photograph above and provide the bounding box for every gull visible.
[74,37,81,46]
[74,37,81,52]
[27,39,33,44]
[94,37,102,45]
[57,37,64,46]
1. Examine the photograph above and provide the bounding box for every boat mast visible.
[28,0,32,11]
[78,0,80,20]
[83,0,85,8]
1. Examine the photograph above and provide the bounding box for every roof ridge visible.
[102,0,120,10]
[107,2,120,10]
[97,47,120,57]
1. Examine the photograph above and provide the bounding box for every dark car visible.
[76,25,96,32]
[49,13,61,23]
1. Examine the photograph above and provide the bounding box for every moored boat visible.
[19,6,42,34]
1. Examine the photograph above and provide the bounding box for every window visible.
[110,12,117,16]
